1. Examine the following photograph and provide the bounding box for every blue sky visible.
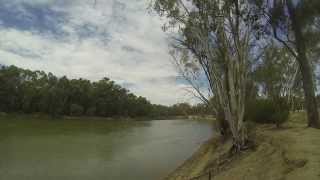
[0,0,198,105]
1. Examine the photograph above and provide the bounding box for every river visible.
[0,118,213,180]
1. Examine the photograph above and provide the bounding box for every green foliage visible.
[86,107,96,116]
[253,45,298,98]
[70,104,84,116]
[0,65,210,118]
[246,98,290,127]
[0,65,154,118]
[170,103,192,116]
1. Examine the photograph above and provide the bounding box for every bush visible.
[70,104,84,116]
[245,98,290,127]
[86,107,96,116]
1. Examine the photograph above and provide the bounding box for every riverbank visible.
[0,112,214,122]
[165,112,320,180]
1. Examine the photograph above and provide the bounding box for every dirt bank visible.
[165,112,320,180]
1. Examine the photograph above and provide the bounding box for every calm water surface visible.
[0,118,213,180]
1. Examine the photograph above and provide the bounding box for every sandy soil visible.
[165,112,320,180]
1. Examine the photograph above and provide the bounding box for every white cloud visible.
[0,0,196,105]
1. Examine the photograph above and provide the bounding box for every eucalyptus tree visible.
[254,44,299,100]
[252,0,320,128]
[152,0,260,150]
[0,66,22,112]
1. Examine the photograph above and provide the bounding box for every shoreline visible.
[0,112,214,122]
[164,137,221,180]
[164,112,320,180]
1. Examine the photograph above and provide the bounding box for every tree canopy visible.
[0,65,209,118]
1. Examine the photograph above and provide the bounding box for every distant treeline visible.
[0,65,210,118]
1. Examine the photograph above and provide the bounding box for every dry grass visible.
[166,111,320,180]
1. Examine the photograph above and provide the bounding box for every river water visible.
[0,118,213,180]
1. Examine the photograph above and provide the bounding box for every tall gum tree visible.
[152,0,260,150]
[251,0,320,128]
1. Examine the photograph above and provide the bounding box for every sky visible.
[0,0,197,105]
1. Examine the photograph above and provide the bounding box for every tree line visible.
[0,65,209,118]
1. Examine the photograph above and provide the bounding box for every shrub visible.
[86,107,96,116]
[70,104,84,116]
[245,98,290,127]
